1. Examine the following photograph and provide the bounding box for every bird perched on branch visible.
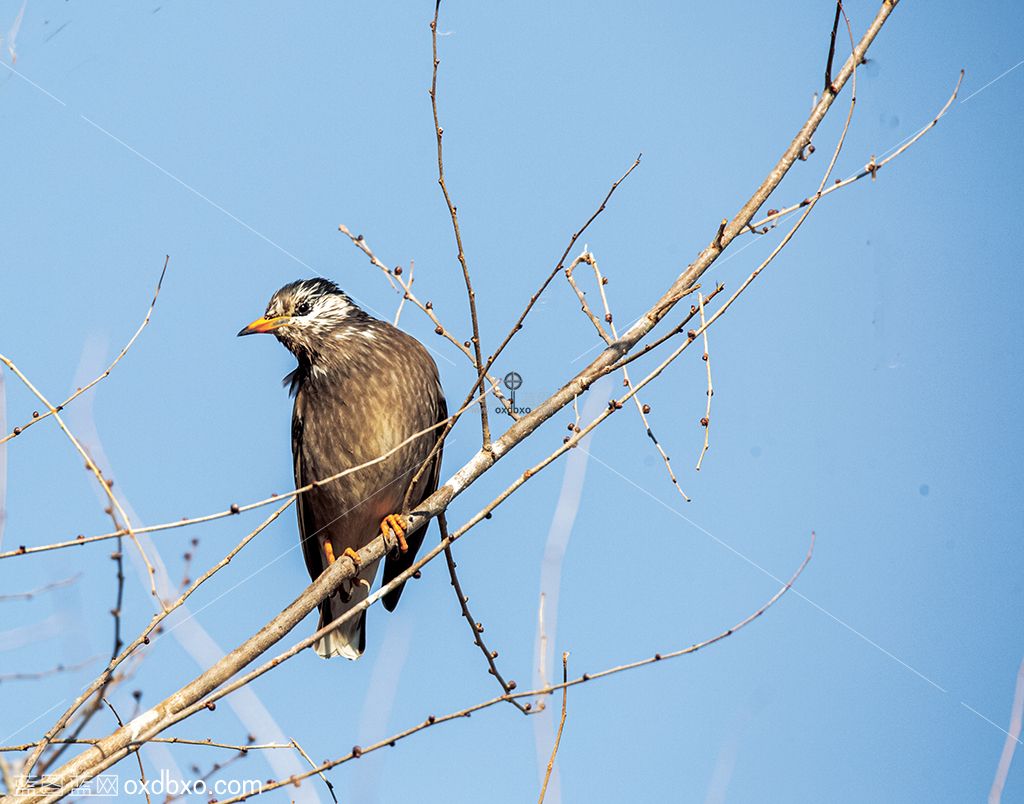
[239,278,447,659]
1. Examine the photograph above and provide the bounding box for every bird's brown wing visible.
[291,404,327,586]
[381,390,447,611]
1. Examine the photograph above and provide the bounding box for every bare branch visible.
[1,384,493,559]
[745,70,964,237]
[538,652,569,804]
[337,223,517,418]
[0,354,160,602]
[17,4,900,795]
[290,738,337,804]
[393,259,413,326]
[695,293,714,471]
[430,0,491,448]
[442,513,529,714]
[18,501,292,779]
[0,574,81,602]
[0,257,168,447]
[0,656,99,684]
[212,533,813,803]
[102,699,151,804]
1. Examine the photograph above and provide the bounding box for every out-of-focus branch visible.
[988,657,1024,804]
[0,574,81,602]
[0,656,99,684]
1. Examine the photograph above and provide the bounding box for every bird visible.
[239,278,447,659]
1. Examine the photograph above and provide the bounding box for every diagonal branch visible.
[213,532,813,803]
[0,257,168,447]
[442,514,529,714]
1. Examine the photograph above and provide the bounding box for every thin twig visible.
[103,699,150,804]
[214,534,813,803]
[538,652,569,804]
[0,257,168,447]
[1,738,290,753]
[0,656,100,684]
[19,501,292,779]
[35,660,144,775]
[744,70,964,237]
[442,514,529,714]
[695,292,714,471]
[1,384,493,559]
[338,224,516,418]
[824,1,843,94]
[450,155,642,441]
[0,574,81,602]
[430,0,490,449]
[566,250,691,501]
[393,259,414,326]
[0,355,159,600]
[290,738,337,804]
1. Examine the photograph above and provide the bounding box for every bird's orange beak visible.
[237,316,290,337]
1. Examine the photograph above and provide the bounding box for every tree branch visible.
[14,4,898,798]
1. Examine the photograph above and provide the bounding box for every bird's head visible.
[238,278,366,362]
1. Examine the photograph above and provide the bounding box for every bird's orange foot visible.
[323,541,336,565]
[380,514,408,552]
[343,547,361,565]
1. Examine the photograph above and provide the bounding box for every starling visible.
[239,278,446,659]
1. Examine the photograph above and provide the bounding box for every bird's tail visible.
[314,560,377,660]
[315,601,365,660]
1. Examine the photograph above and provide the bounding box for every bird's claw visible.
[323,541,336,565]
[343,547,361,565]
[380,514,408,553]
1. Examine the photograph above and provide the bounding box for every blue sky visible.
[2,2,1023,802]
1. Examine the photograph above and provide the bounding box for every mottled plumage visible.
[240,279,446,659]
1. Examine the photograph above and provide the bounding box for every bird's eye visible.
[295,300,313,316]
